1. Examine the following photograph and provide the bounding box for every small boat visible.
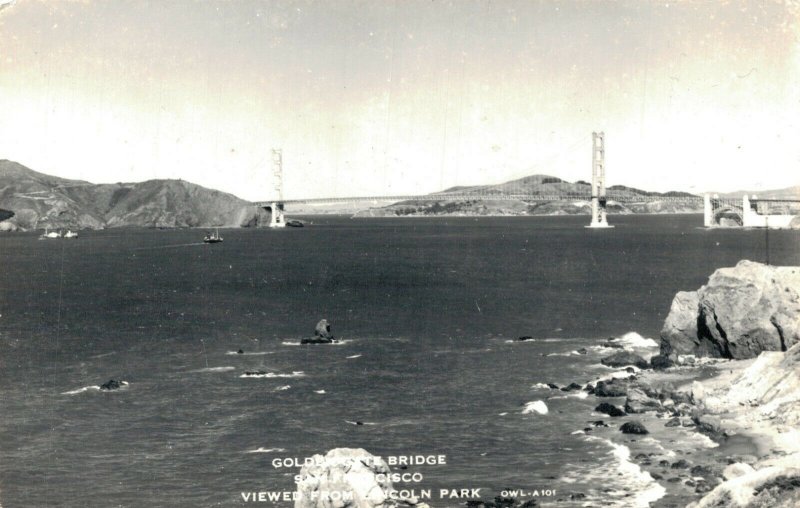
[286,220,305,228]
[39,228,62,239]
[203,228,223,243]
[64,230,78,238]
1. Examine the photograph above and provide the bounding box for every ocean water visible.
[0,215,798,507]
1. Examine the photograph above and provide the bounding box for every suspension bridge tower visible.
[587,131,613,228]
[266,148,286,228]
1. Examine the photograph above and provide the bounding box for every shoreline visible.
[570,343,799,507]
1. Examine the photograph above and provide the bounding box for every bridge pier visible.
[703,193,713,228]
[587,131,613,228]
[264,202,285,228]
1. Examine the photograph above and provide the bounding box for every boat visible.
[38,228,62,239]
[203,228,223,243]
[286,220,305,228]
[64,230,78,238]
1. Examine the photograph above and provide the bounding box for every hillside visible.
[0,160,263,231]
[356,174,703,217]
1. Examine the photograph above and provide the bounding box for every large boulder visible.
[624,388,663,414]
[660,261,800,359]
[301,319,337,344]
[295,448,428,508]
[600,351,649,369]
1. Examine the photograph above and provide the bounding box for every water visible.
[0,215,797,507]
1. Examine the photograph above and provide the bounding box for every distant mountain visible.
[717,186,800,199]
[0,160,264,231]
[356,174,703,217]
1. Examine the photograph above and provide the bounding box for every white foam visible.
[226,351,274,356]
[62,385,100,395]
[547,350,582,357]
[246,447,286,454]
[274,385,291,391]
[583,435,666,507]
[613,332,659,349]
[549,391,589,400]
[346,354,362,359]
[188,366,236,373]
[521,400,549,415]
[240,371,305,379]
[314,389,326,394]
[531,382,555,390]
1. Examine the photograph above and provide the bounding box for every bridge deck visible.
[257,193,707,206]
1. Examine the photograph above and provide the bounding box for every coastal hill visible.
[0,160,261,231]
[355,174,702,217]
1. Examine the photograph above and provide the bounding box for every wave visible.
[546,350,583,357]
[609,332,659,350]
[521,400,548,415]
[282,339,353,346]
[246,447,286,454]
[62,385,100,395]
[188,366,236,373]
[531,382,556,390]
[345,420,377,426]
[62,381,129,395]
[239,371,305,379]
[314,389,326,394]
[274,385,291,391]
[548,391,588,400]
[346,354,362,359]
[578,435,666,507]
[225,351,274,356]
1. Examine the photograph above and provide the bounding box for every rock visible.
[691,465,713,476]
[650,354,675,370]
[593,379,629,397]
[99,379,123,390]
[237,349,244,354]
[589,420,609,427]
[624,388,663,413]
[665,418,682,427]
[295,448,395,508]
[595,402,626,417]
[600,351,650,369]
[651,473,663,480]
[560,382,583,392]
[722,462,755,480]
[302,319,337,344]
[659,261,800,359]
[517,336,534,341]
[546,383,560,390]
[576,348,588,355]
[671,459,690,469]
[620,421,649,434]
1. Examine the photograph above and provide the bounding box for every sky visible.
[1,0,799,201]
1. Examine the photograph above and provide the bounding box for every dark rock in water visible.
[684,480,696,487]
[594,379,629,397]
[547,383,560,390]
[244,370,267,376]
[671,459,690,469]
[237,349,244,354]
[667,477,682,483]
[651,473,663,480]
[650,354,675,370]
[285,220,304,227]
[620,421,649,434]
[595,402,626,417]
[625,367,636,373]
[517,336,534,341]
[100,379,123,390]
[659,261,800,359]
[659,460,670,467]
[665,418,682,427]
[601,340,625,349]
[302,319,337,344]
[695,483,714,494]
[576,348,588,355]
[589,420,609,427]
[601,351,650,369]
[690,465,712,476]
[561,382,583,392]
[569,493,586,500]
[634,453,649,460]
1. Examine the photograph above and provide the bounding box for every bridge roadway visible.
[256,192,710,207]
